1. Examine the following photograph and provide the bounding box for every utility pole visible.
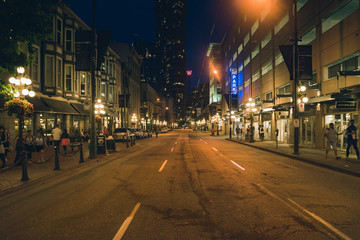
[89,0,96,159]
[292,0,299,154]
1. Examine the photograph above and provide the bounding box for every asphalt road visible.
[0,129,359,240]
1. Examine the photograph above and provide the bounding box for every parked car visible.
[160,127,168,133]
[131,128,144,139]
[144,130,152,138]
[113,128,130,142]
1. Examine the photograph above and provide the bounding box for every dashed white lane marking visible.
[175,142,177,145]
[200,139,203,141]
[287,198,352,240]
[158,160,168,172]
[171,147,174,152]
[113,203,141,240]
[204,142,208,144]
[230,160,246,171]
[212,147,218,152]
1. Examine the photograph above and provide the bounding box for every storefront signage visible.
[299,103,305,112]
[231,68,237,95]
[336,101,356,110]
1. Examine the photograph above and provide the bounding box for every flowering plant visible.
[95,114,103,122]
[5,98,34,117]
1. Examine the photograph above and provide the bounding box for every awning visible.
[25,96,51,112]
[307,95,335,104]
[41,98,79,115]
[71,102,90,116]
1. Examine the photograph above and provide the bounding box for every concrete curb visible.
[226,139,360,178]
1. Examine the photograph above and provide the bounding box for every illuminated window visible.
[244,56,250,67]
[251,45,259,59]
[65,29,73,52]
[262,61,272,75]
[275,53,284,66]
[297,0,308,11]
[274,13,289,35]
[56,58,62,88]
[300,27,316,45]
[251,20,259,36]
[244,33,250,46]
[238,43,243,55]
[252,71,260,82]
[261,32,271,49]
[65,64,72,91]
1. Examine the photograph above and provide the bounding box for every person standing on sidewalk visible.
[0,126,7,168]
[236,126,240,139]
[35,131,47,161]
[24,130,34,160]
[61,129,70,153]
[345,119,360,160]
[325,123,342,159]
[51,124,62,148]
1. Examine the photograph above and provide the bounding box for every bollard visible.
[79,143,84,163]
[126,137,129,147]
[130,137,133,146]
[54,146,60,170]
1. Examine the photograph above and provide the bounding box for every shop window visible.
[45,55,55,87]
[322,0,359,34]
[80,72,86,95]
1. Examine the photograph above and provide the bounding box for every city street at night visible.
[1,130,359,240]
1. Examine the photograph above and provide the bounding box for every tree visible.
[0,0,63,75]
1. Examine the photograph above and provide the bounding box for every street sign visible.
[299,102,305,112]
[294,119,300,128]
[336,101,356,110]
[279,45,313,80]
[231,68,237,95]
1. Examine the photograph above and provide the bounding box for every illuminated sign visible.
[231,68,237,95]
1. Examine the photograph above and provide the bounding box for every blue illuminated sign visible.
[231,68,237,95]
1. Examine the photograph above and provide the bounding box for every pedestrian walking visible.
[259,125,265,141]
[52,124,62,148]
[345,119,360,159]
[236,126,240,139]
[0,126,7,168]
[325,123,342,159]
[155,127,159,138]
[24,130,34,160]
[35,131,47,161]
[61,129,70,153]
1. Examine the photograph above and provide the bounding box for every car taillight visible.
[125,133,128,136]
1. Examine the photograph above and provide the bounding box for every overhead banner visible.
[231,68,237,95]
[279,45,313,80]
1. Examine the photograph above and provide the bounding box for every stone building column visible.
[33,113,41,133]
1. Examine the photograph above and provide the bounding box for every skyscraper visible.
[155,0,187,122]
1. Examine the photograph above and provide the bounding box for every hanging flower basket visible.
[4,99,34,118]
[95,114,103,122]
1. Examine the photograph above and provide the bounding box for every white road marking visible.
[204,141,208,144]
[287,198,352,240]
[212,147,218,152]
[175,142,177,145]
[171,147,174,152]
[113,203,141,240]
[200,139,203,141]
[230,160,246,171]
[158,160,168,172]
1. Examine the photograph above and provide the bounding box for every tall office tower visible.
[155,0,187,122]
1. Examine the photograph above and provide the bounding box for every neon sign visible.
[231,68,237,95]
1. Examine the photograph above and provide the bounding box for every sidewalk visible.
[226,138,360,177]
[0,139,148,194]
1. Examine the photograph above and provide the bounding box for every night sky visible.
[68,0,236,90]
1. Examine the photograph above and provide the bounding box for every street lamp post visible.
[131,113,138,127]
[95,99,105,132]
[8,67,36,181]
[246,98,257,143]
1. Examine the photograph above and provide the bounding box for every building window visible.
[30,46,40,82]
[328,56,359,79]
[261,32,271,49]
[56,58,62,88]
[108,85,114,103]
[265,92,272,101]
[252,71,260,82]
[65,65,72,91]
[322,0,359,34]
[251,45,259,59]
[244,55,250,67]
[261,5,270,21]
[251,20,259,36]
[238,43,243,55]
[254,96,261,106]
[244,33,250,46]
[80,72,86,95]
[88,73,91,96]
[275,53,284,66]
[45,55,55,87]
[300,27,316,45]
[297,0,309,11]
[274,13,289,35]
[56,18,62,45]
[65,29,73,52]
[277,83,291,95]
[262,61,272,75]
[74,68,78,92]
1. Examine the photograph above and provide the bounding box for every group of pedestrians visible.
[325,119,360,160]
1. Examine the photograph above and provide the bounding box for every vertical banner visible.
[231,68,237,95]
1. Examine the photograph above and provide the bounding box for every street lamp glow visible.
[213,70,218,74]
[22,89,29,96]
[9,77,16,84]
[97,99,101,103]
[14,92,20,98]
[28,91,35,97]
[249,98,253,102]
[299,85,306,92]
[17,67,25,74]
[302,97,309,103]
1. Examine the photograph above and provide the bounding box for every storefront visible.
[261,112,272,141]
[300,116,315,147]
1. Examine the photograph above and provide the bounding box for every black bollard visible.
[54,146,60,170]
[126,137,129,147]
[79,143,84,163]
